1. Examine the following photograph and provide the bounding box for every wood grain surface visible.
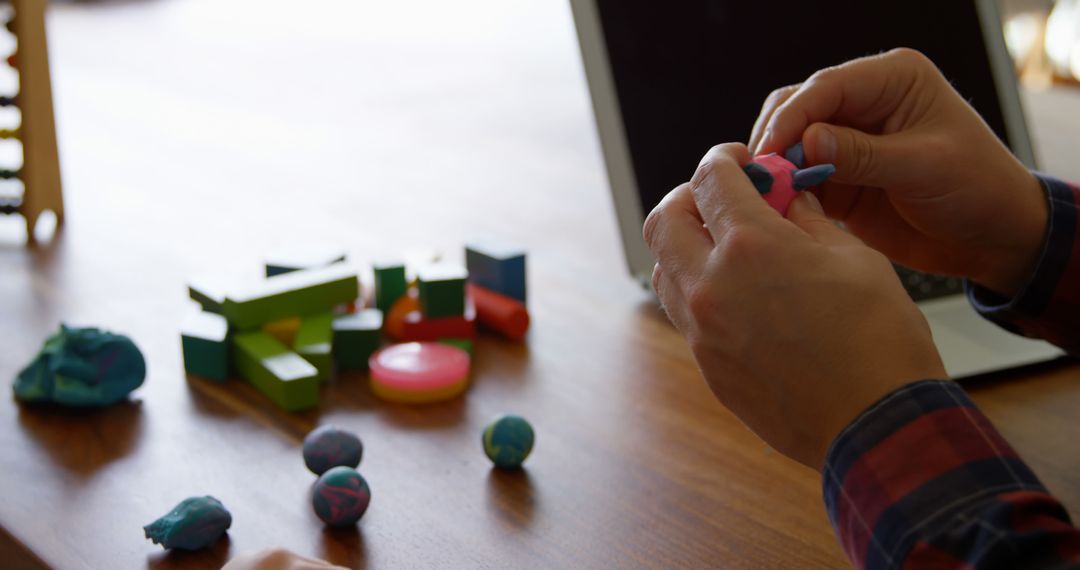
[0,1,1078,568]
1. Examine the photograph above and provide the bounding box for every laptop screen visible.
[594,1,1011,217]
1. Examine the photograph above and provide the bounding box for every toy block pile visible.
[180,242,531,412]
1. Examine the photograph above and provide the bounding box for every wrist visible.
[974,171,1049,297]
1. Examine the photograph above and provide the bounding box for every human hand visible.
[750,48,1047,297]
[221,548,348,570]
[643,143,946,469]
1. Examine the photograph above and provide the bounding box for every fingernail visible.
[802,192,824,214]
[814,127,837,163]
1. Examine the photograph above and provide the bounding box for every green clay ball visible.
[482,414,534,469]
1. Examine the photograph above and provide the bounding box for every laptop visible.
[569,0,1065,378]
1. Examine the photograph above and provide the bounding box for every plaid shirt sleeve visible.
[823,380,1080,569]
[822,177,1080,569]
[966,175,1080,354]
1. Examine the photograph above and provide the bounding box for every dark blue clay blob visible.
[303,425,363,476]
[742,163,774,196]
[13,325,146,407]
[144,496,232,550]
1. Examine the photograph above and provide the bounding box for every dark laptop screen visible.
[594,1,1009,216]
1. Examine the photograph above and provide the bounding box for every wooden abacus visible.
[0,0,62,242]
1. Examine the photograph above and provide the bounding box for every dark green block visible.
[222,264,360,329]
[417,265,467,318]
[332,309,382,371]
[264,245,347,277]
[233,331,320,411]
[181,309,230,382]
[294,312,334,382]
[373,259,407,313]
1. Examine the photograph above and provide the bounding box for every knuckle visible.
[719,226,765,262]
[849,133,877,179]
[766,83,799,105]
[887,47,930,68]
[685,282,716,318]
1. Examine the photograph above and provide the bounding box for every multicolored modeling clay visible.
[743,143,836,216]
[311,466,371,527]
[303,425,364,476]
[14,324,145,407]
[144,496,232,550]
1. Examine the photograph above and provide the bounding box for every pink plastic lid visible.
[368,342,471,391]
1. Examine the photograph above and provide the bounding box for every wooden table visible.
[1,1,1078,568]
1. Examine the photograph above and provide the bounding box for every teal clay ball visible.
[311,466,371,527]
[482,415,534,469]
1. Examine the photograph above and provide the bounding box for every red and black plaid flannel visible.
[823,175,1080,569]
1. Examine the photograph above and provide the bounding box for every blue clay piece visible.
[784,142,806,168]
[792,164,836,189]
[742,163,774,196]
[143,496,232,550]
[312,466,371,527]
[303,425,364,476]
[13,325,146,407]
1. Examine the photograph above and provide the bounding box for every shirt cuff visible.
[822,380,1047,569]
[965,174,1078,332]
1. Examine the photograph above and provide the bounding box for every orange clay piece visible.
[384,287,420,341]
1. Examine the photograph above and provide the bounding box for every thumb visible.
[786,192,861,246]
[804,123,911,188]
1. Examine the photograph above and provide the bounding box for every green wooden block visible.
[188,275,234,314]
[233,331,320,411]
[417,265,467,318]
[332,309,382,371]
[373,259,407,313]
[264,245,347,277]
[294,312,334,382]
[438,337,473,355]
[181,309,230,381]
[222,264,360,329]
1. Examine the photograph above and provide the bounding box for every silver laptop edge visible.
[571,0,1064,377]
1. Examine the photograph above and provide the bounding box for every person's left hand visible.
[643,143,947,469]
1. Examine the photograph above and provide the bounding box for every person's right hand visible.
[750,48,1048,298]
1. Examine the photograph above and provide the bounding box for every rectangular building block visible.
[233,331,320,411]
[188,275,233,314]
[293,312,334,382]
[222,264,360,329]
[332,309,382,371]
[373,259,407,313]
[181,309,230,381]
[465,241,526,303]
[400,302,477,342]
[264,245,347,277]
[417,264,467,319]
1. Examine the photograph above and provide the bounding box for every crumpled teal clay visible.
[13,325,146,407]
[144,496,232,550]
